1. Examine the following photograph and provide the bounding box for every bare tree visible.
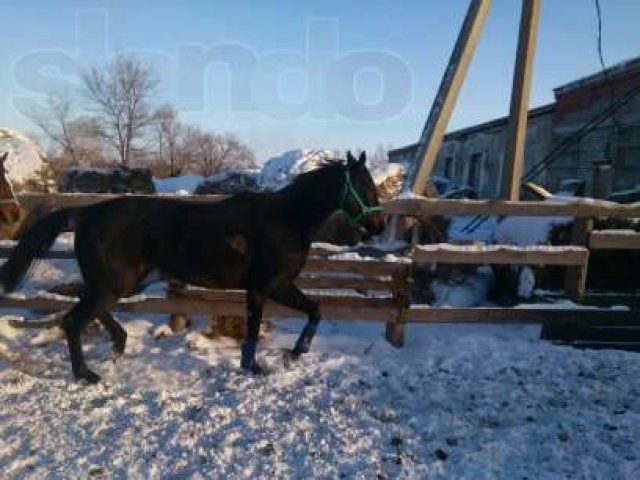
[151,104,183,176]
[192,129,220,177]
[189,130,256,176]
[83,54,157,166]
[214,133,256,170]
[29,91,81,164]
[29,91,105,167]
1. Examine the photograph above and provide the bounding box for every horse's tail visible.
[0,207,82,293]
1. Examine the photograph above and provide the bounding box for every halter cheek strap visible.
[340,170,383,226]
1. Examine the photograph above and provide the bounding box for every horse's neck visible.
[0,173,17,204]
[282,169,343,241]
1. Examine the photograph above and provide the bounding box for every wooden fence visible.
[1,193,639,348]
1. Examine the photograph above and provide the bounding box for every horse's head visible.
[340,151,385,239]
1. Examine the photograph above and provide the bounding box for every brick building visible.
[390,56,640,199]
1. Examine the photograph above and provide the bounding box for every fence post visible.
[385,265,411,348]
[167,279,190,332]
[564,218,593,302]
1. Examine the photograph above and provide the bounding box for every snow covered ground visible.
[1,254,640,478]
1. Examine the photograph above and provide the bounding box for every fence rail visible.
[2,193,639,348]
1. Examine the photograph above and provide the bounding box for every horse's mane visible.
[287,159,346,189]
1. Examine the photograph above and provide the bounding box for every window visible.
[467,152,484,188]
[444,156,454,179]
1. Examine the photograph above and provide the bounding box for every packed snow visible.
[1,246,640,478]
[260,149,339,191]
[0,128,47,187]
[153,175,204,194]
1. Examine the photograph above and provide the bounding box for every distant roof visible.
[554,55,640,96]
[389,55,640,158]
[389,103,555,156]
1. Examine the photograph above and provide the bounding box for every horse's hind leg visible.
[98,312,127,357]
[269,284,321,360]
[60,291,115,384]
[241,291,266,374]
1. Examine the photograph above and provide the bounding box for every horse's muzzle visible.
[363,211,386,238]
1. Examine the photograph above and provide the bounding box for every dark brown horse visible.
[0,152,384,383]
[0,152,24,238]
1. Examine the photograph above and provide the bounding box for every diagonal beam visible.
[406,0,492,195]
[501,0,542,200]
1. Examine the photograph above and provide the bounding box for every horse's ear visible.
[346,150,356,166]
[358,151,366,166]
[0,152,7,165]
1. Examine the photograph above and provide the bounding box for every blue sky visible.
[1,0,639,161]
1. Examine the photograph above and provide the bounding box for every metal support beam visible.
[406,0,492,195]
[501,0,541,200]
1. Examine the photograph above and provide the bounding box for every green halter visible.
[340,170,383,226]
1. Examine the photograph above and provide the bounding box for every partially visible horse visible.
[0,151,385,383]
[0,152,25,239]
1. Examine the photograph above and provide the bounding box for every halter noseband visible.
[340,170,383,226]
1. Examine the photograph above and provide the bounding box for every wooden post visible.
[564,218,592,302]
[406,0,492,195]
[501,0,541,200]
[167,280,190,332]
[385,267,411,348]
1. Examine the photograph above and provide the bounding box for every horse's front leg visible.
[241,291,266,374]
[269,283,321,360]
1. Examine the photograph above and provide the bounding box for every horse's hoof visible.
[243,362,269,376]
[76,370,101,384]
[282,349,301,369]
[113,340,126,357]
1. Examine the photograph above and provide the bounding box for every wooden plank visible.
[564,218,592,301]
[413,244,589,266]
[553,342,640,353]
[172,287,397,309]
[304,258,408,276]
[0,295,397,321]
[0,246,75,259]
[502,0,541,200]
[541,325,640,343]
[296,275,393,291]
[16,193,226,212]
[385,198,640,219]
[16,193,640,220]
[0,246,409,279]
[407,0,492,194]
[589,230,640,250]
[405,306,639,324]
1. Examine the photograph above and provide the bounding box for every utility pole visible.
[406,0,492,195]
[501,0,541,200]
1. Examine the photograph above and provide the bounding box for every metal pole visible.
[406,0,492,195]
[501,0,541,200]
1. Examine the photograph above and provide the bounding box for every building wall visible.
[390,57,640,199]
[430,109,553,199]
[548,72,640,195]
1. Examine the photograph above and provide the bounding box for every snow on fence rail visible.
[385,197,640,218]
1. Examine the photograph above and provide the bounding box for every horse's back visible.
[74,194,282,291]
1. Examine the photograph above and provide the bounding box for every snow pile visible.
[261,149,339,191]
[153,175,204,194]
[0,128,47,188]
[431,267,493,307]
[194,170,262,194]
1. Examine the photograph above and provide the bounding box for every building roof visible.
[389,103,555,157]
[553,55,640,96]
